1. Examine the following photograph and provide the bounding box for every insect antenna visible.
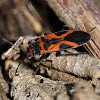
[2,38,14,46]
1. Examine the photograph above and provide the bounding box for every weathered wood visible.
[45,0,100,58]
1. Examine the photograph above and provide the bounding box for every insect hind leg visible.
[88,27,96,32]
[61,25,79,31]
[59,52,87,56]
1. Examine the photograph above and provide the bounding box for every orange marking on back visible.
[30,48,34,56]
[36,31,79,54]
[37,38,47,53]
[47,40,79,53]
[44,30,74,40]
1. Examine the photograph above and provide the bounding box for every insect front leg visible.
[34,53,51,74]
[35,53,51,66]
[35,54,46,66]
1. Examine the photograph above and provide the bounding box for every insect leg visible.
[58,52,87,56]
[88,27,96,32]
[35,53,51,66]
[35,54,46,66]
[34,53,51,74]
[15,62,22,76]
[61,25,79,31]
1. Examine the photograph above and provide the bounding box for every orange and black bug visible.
[27,29,90,65]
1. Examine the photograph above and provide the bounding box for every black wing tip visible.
[65,31,91,45]
[80,31,91,41]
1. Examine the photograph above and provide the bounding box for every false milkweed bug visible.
[26,26,91,66]
[2,25,94,75]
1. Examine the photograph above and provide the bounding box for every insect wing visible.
[33,30,90,54]
[43,30,90,52]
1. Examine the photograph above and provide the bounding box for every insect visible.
[27,27,91,66]
[1,26,93,75]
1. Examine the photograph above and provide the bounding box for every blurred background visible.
[0,0,100,99]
